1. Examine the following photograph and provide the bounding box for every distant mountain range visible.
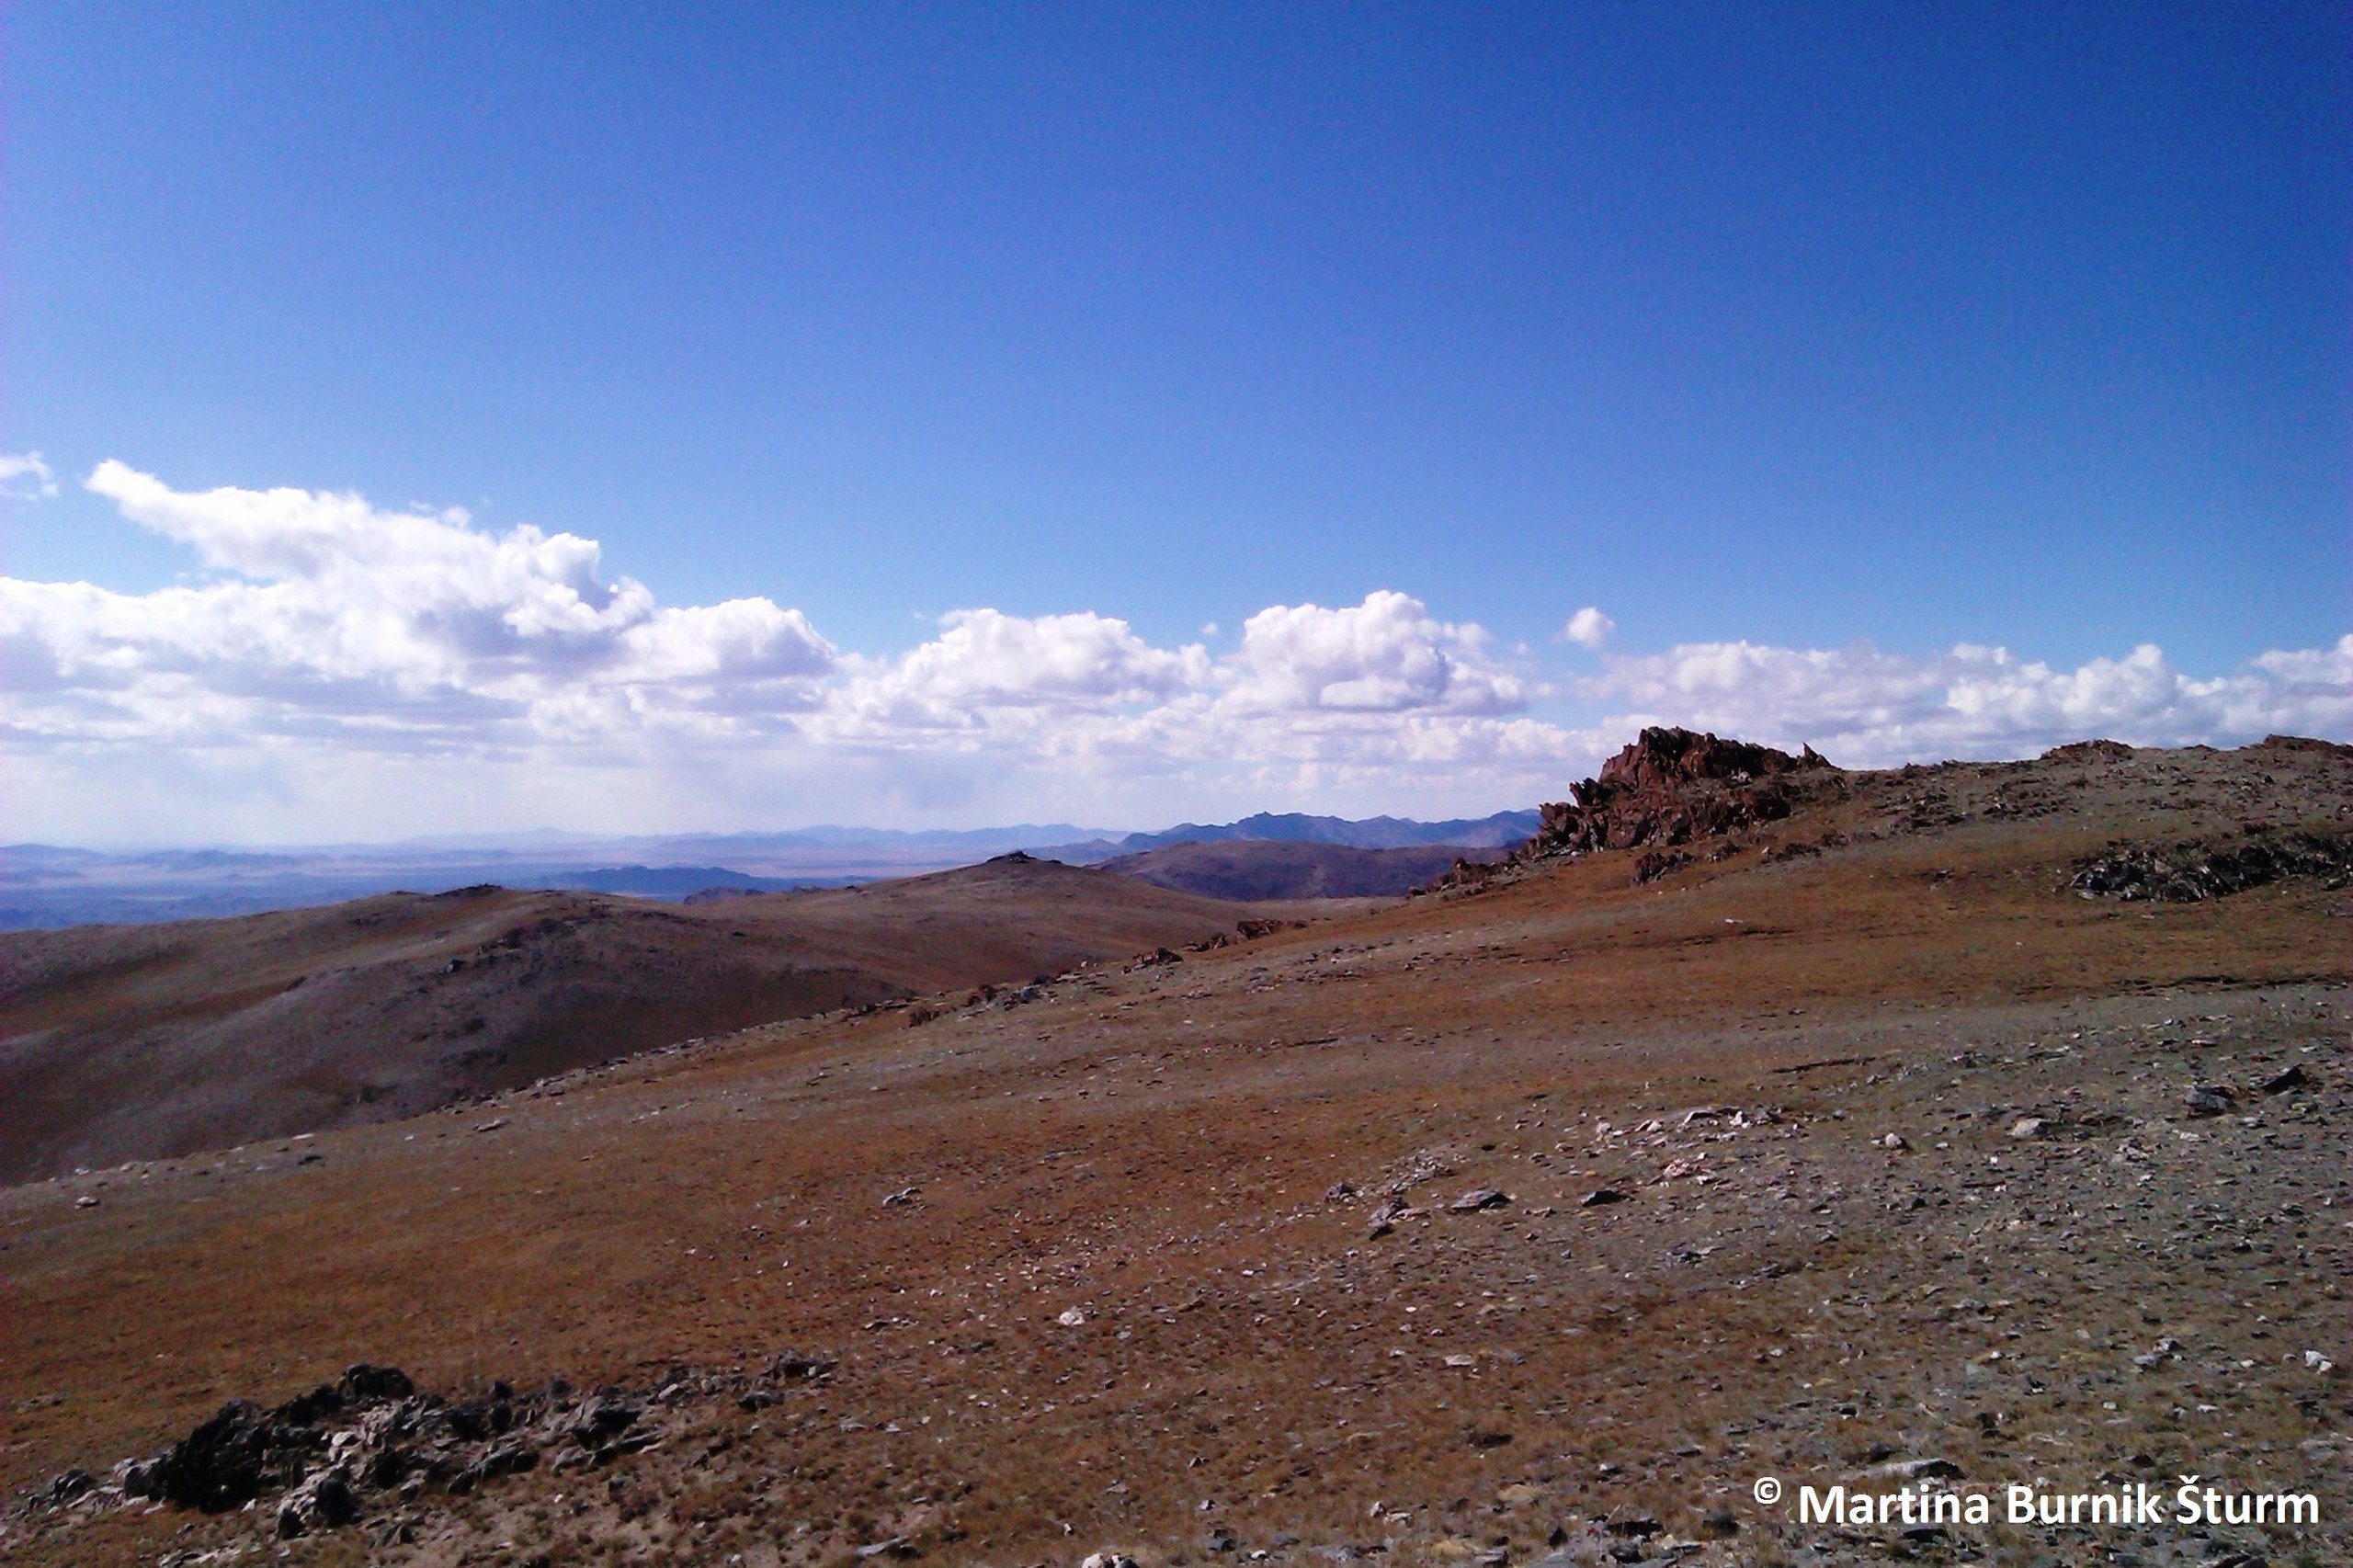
[0,808,1540,929]
[1031,808,1541,864]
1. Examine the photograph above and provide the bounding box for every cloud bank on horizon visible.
[3,461,2347,843]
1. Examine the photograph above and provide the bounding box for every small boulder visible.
[768,1348,835,1381]
[114,1455,166,1500]
[338,1364,415,1402]
[1862,1457,1963,1483]
[2183,1085,2234,1118]
[35,1469,93,1507]
[157,1401,282,1512]
[315,1471,358,1523]
[569,1397,641,1448]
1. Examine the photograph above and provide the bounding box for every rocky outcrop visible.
[21,1353,835,1544]
[1524,727,1839,860]
[2068,831,2353,902]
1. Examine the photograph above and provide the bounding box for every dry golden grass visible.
[3,739,2347,1565]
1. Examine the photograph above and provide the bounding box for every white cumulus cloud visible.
[1595,636,2353,766]
[1563,606,1613,649]
[0,452,59,500]
[4,459,2346,841]
[0,463,834,749]
[802,591,1574,812]
[1216,591,1526,715]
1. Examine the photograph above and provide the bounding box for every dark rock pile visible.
[2068,832,2353,902]
[1527,727,1840,860]
[18,1351,835,1543]
[1413,728,1841,896]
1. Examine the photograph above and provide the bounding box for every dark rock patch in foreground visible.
[2068,831,2353,902]
[14,1353,834,1545]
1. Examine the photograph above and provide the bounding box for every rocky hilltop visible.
[1526,726,1841,858]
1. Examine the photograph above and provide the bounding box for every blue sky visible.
[1,4,2346,842]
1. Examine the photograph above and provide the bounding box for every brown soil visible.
[3,737,2347,1568]
[0,857,1328,1183]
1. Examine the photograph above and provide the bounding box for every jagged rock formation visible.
[1524,727,1839,858]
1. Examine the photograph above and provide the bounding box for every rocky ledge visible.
[14,1350,835,1549]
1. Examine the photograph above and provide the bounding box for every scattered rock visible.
[274,1469,359,1538]
[2183,1085,2235,1117]
[1449,1187,1509,1211]
[155,1401,290,1512]
[2069,831,2353,902]
[31,1470,92,1508]
[1579,1188,1626,1208]
[1631,848,1693,884]
[2258,1063,2310,1095]
[1056,1308,1087,1327]
[1861,1457,1962,1483]
[570,1398,641,1448]
[2006,1116,2046,1139]
[767,1348,835,1381]
[339,1364,414,1402]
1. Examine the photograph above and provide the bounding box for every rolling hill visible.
[0,854,1308,1183]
